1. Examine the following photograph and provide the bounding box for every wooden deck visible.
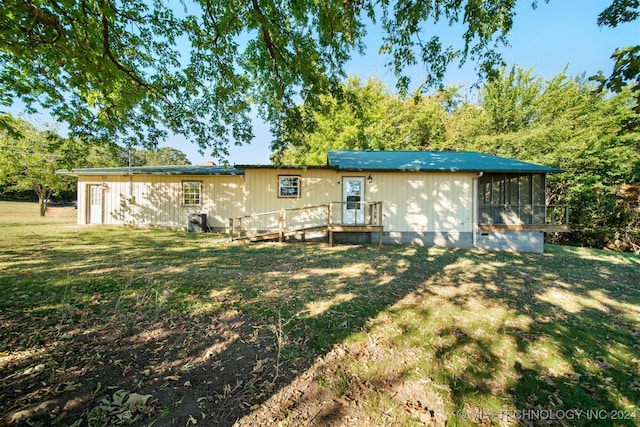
[328,224,384,248]
[228,201,570,248]
[228,202,384,247]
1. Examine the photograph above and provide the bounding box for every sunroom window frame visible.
[478,173,546,225]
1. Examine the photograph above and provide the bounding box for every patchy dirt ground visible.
[1,306,440,427]
[1,307,290,426]
[1,305,447,426]
[0,206,448,426]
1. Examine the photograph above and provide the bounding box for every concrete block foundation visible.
[475,231,545,253]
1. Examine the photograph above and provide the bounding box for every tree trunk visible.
[39,196,47,217]
[35,185,52,217]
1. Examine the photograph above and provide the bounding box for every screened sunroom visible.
[478,173,568,230]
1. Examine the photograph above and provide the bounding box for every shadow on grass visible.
[0,227,464,426]
[380,246,640,426]
[1,226,639,426]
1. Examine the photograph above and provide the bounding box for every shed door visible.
[88,185,103,224]
[342,177,365,224]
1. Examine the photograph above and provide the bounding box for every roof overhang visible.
[57,165,245,177]
[234,164,335,170]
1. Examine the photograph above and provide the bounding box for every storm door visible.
[342,177,365,224]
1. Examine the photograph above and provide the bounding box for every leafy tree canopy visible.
[72,142,191,168]
[130,147,192,166]
[0,114,78,215]
[272,75,455,165]
[592,0,640,128]
[1,1,636,157]
[1,0,536,159]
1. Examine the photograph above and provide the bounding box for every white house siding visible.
[243,169,339,212]
[366,171,474,247]
[240,169,474,246]
[75,177,86,224]
[242,168,340,231]
[77,175,244,230]
[366,171,473,233]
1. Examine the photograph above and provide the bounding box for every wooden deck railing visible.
[228,204,328,242]
[228,201,384,244]
[327,201,383,226]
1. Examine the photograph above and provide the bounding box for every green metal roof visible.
[58,151,561,176]
[233,164,332,170]
[327,150,562,173]
[57,165,244,176]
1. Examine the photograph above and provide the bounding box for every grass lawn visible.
[1,201,639,426]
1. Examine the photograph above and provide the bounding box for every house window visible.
[183,181,202,206]
[278,175,300,198]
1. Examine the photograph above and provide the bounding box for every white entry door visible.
[88,185,103,224]
[342,177,365,224]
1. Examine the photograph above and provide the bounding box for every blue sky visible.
[12,1,640,165]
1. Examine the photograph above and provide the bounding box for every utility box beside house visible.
[187,213,208,233]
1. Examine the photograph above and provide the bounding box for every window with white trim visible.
[278,175,300,198]
[183,181,202,206]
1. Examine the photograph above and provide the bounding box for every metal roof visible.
[58,151,561,176]
[327,150,562,173]
[233,164,332,170]
[57,165,244,176]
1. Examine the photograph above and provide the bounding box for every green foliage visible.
[598,0,640,27]
[271,76,453,164]
[76,144,192,168]
[0,0,530,159]
[130,147,191,166]
[0,114,77,215]
[592,0,640,130]
[0,1,635,159]
[478,66,541,134]
[81,143,131,169]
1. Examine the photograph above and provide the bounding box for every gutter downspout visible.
[472,172,483,249]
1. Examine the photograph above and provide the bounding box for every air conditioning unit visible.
[187,213,208,233]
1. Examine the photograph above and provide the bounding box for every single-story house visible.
[59,150,568,252]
